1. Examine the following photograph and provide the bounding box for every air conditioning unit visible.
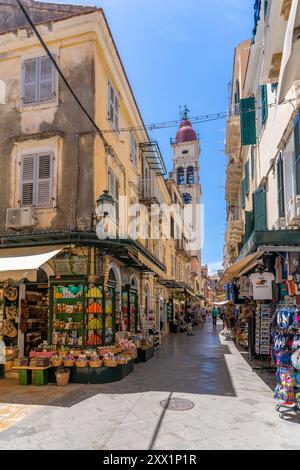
[272,217,286,230]
[286,196,300,226]
[6,207,37,229]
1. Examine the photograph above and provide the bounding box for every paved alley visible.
[0,321,300,450]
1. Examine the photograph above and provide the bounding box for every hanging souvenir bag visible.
[291,350,300,371]
[292,334,300,351]
[294,308,300,328]
[274,333,289,351]
[274,384,296,405]
[275,350,292,367]
[277,368,296,389]
[277,308,293,330]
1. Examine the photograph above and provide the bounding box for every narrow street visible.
[0,321,299,451]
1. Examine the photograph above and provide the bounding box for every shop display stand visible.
[275,403,300,420]
[253,304,274,371]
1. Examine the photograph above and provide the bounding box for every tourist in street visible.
[212,306,218,326]
[185,310,194,336]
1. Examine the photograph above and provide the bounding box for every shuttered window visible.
[245,211,254,241]
[261,84,268,124]
[253,187,267,231]
[22,57,55,105]
[277,153,285,218]
[294,113,300,195]
[108,170,120,221]
[240,97,257,146]
[20,153,54,207]
[108,81,119,133]
[130,131,138,168]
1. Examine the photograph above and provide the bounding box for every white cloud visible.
[207,261,223,276]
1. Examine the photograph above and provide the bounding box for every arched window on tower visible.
[186,166,194,185]
[177,167,185,185]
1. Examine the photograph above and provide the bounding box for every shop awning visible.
[220,251,263,285]
[0,245,66,282]
[277,0,300,103]
[213,301,229,306]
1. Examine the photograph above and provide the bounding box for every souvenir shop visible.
[0,245,156,386]
[224,249,300,416]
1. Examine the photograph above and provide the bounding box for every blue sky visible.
[48,0,253,273]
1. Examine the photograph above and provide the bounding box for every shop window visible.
[186,166,194,185]
[108,80,119,133]
[177,167,185,185]
[22,56,55,105]
[20,153,54,208]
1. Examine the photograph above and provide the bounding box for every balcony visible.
[225,158,243,204]
[225,114,241,160]
[140,178,158,204]
[226,206,244,246]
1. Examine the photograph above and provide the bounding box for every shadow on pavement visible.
[0,321,236,408]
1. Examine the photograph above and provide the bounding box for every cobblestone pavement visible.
[0,320,300,450]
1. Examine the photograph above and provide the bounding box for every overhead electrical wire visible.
[14,0,297,139]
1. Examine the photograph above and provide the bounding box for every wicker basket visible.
[51,359,63,367]
[55,368,70,386]
[63,360,75,367]
[89,360,102,368]
[103,358,117,368]
[76,361,88,368]
[117,357,127,365]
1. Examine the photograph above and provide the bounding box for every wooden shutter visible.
[108,82,115,122]
[21,155,35,206]
[245,211,254,240]
[130,131,137,167]
[261,85,268,124]
[240,97,257,146]
[39,57,54,102]
[36,154,53,207]
[277,154,285,218]
[114,93,119,132]
[23,59,38,104]
[253,187,267,231]
[294,113,300,194]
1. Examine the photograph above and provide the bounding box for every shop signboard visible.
[54,256,88,276]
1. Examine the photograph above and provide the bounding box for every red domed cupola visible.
[175,108,197,144]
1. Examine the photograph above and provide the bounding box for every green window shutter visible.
[294,113,300,195]
[244,161,250,195]
[240,97,257,146]
[261,85,268,124]
[253,187,267,231]
[245,211,254,240]
[277,154,285,218]
[264,0,269,18]
[251,146,255,180]
[240,179,246,209]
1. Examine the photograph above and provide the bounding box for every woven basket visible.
[89,360,102,368]
[63,360,75,367]
[103,358,117,368]
[55,369,70,386]
[76,361,88,368]
[52,359,63,367]
[117,357,127,365]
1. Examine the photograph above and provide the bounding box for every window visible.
[240,179,246,209]
[108,80,119,133]
[22,56,55,105]
[130,131,138,168]
[294,113,300,195]
[234,79,240,115]
[261,84,268,125]
[177,167,185,185]
[108,170,120,221]
[240,96,256,146]
[277,153,285,218]
[253,187,267,231]
[20,153,54,207]
[186,166,194,185]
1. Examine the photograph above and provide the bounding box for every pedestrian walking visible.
[184,306,194,336]
[212,306,218,326]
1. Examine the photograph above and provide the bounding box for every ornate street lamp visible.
[96,190,115,218]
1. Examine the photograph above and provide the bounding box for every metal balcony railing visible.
[140,178,157,202]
